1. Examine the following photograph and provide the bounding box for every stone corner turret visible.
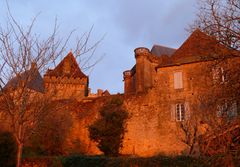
[134,47,150,59]
[123,70,132,80]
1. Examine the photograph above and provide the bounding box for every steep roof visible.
[171,29,232,63]
[4,64,45,93]
[151,45,176,57]
[102,90,110,96]
[156,29,236,68]
[45,52,87,78]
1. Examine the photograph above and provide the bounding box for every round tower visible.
[134,47,150,58]
[134,47,151,93]
[123,70,133,94]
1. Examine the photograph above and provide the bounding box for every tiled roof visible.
[157,29,236,68]
[44,52,87,78]
[151,45,176,57]
[5,64,45,93]
[171,29,232,63]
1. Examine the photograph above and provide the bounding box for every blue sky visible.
[0,0,197,94]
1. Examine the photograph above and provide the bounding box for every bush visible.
[26,107,73,156]
[89,97,128,156]
[62,155,107,167]
[0,131,17,167]
[62,155,208,167]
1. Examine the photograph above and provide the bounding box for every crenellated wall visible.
[44,76,88,101]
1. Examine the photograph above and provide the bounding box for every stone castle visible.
[2,29,240,157]
[44,52,89,100]
[55,29,239,156]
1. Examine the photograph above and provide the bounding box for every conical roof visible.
[45,52,87,78]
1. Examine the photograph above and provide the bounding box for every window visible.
[217,101,238,118]
[176,103,185,121]
[174,72,183,89]
[212,67,227,83]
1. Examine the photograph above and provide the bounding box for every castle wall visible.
[121,94,186,156]
[44,76,88,101]
[121,56,240,156]
[43,56,240,157]
[64,102,101,155]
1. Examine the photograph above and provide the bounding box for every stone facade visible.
[123,47,174,94]
[44,52,89,100]
[119,29,240,156]
[41,29,239,157]
[1,29,239,158]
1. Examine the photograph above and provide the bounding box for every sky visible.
[0,0,198,94]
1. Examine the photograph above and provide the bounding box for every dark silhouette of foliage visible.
[89,97,128,156]
[62,155,208,167]
[25,102,73,156]
[0,131,17,167]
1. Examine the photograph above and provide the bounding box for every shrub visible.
[0,131,17,167]
[26,107,73,156]
[61,155,208,167]
[89,97,128,156]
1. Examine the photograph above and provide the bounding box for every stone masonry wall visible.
[63,57,240,157]
[64,94,187,157]
[44,76,88,101]
[121,93,186,156]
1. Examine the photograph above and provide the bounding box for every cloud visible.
[0,0,198,93]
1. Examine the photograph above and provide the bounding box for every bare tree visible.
[180,62,239,165]
[177,110,199,155]
[0,5,102,167]
[190,0,240,51]
[28,101,73,156]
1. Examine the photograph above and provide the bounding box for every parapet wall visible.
[44,76,88,100]
[44,76,88,85]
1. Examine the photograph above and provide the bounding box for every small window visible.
[176,103,185,121]
[212,67,227,84]
[217,101,238,118]
[174,72,183,89]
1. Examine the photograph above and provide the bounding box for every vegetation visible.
[88,97,128,156]
[0,2,101,166]
[25,102,73,156]
[61,155,208,167]
[182,0,240,165]
[190,0,239,50]
[0,131,17,167]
